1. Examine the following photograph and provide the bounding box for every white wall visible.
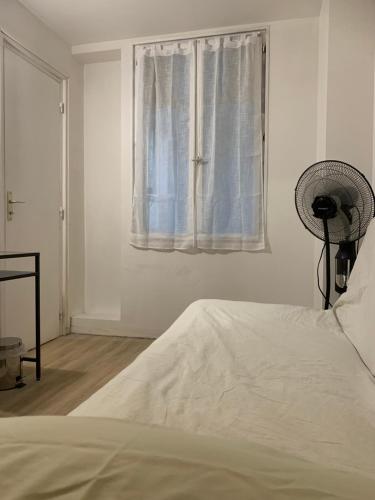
[73,17,319,337]
[123,19,318,337]
[76,3,375,338]
[313,0,330,309]
[373,58,375,185]
[84,61,121,318]
[0,0,85,318]
[316,0,329,161]
[325,0,375,181]
[315,0,375,308]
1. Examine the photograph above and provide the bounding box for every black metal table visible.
[0,252,40,380]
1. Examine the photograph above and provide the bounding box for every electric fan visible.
[295,160,375,310]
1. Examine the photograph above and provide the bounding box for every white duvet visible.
[3,417,375,500]
[71,298,375,476]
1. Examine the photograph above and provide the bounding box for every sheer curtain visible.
[131,33,265,251]
[196,33,264,250]
[131,41,195,249]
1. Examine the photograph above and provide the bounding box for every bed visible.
[70,299,375,476]
[2,229,375,499]
[70,221,375,480]
[2,416,375,500]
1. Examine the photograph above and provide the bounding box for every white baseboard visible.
[70,314,156,339]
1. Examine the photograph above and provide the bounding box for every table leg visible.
[35,254,41,380]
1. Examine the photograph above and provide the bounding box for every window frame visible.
[131,27,269,249]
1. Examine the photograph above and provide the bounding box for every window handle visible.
[192,155,208,166]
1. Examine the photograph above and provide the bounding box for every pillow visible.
[334,218,375,375]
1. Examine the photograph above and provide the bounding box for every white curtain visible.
[131,33,265,251]
[196,33,264,250]
[131,41,195,249]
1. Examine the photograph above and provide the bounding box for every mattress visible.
[2,416,375,500]
[71,299,375,476]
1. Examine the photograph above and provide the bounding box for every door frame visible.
[0,30,70,337]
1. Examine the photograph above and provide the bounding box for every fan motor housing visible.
[311,196,337,220]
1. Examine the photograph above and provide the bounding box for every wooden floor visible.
[0,334,153,417]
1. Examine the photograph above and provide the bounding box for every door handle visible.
[7,191,25,221]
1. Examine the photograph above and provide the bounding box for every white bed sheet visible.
[2,417,375,500]
[71,299,375,476]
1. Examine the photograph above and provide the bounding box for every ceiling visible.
[19,0,323,46]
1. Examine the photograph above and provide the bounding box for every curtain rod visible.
[134,28,267,48]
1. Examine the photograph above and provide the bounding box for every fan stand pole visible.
[323,217,331,310]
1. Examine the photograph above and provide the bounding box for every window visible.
[131,31,266,251]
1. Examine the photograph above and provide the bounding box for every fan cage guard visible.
[295,160,375,244]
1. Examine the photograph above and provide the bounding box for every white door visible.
[2,42,63,350]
